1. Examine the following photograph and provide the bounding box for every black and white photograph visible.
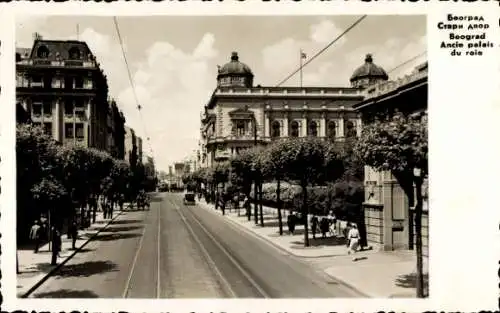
[14,15,429,299]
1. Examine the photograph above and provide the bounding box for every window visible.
[65,123,74,138]
[290,121,299,137]
[31,75,43,88]
[308,120,318,137]
[236,120,246,136]
[36,46,49,58]
[65,102,74,116]
[69,47,81,60]
[43,122,52,135]
[43,76,52,89]
[345,120,356,138]
[42,101,52,115]
[32,102,42,116]
[327,121,336,139]
[75,123,85,139]
[75,99,85,118]
[271,120,281,138]
[74,76,84,89]
[64,77,73,89]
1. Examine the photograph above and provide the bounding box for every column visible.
[320,114,326,137]
[283,114,289,137]
[301,117,307,137]
[356,119,362,137]
[264,112,270,138]
[54,99,61,141]
[338,116,345,138]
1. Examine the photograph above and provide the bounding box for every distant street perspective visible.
[16,15,428,298]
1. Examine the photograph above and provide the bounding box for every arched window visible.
[327,121,336,139]
[308,120,318,137]
[290,121,299,137]
[345,120,356,138]
[69,47,81,60]
[36,46,49,58]
[271,120,281,138]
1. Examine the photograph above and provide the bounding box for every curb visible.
[198,202,370,297]
[19,210,125,298]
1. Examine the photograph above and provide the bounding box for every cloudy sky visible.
[16,15,426,172]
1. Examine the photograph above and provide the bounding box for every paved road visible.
[29,192,363,298]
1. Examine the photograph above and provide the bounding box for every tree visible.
[230,148,260,220]
[274,138,343,247]
[355,111,428,298]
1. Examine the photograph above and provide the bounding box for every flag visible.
[301,51,307,59]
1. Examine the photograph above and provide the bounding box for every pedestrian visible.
[29,220,41,253]
[108,202,114,218]
[51,228,62,265]
[311,215,319,239]
[347,223,360,261]
[69,220,78,250]
[287,213,296,235]
[320,217,329,238]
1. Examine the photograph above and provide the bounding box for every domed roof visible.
[217,52,253,77]
[350,54,388,82]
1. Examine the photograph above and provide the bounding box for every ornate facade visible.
[16,39,111,152]
[199,52,389,168]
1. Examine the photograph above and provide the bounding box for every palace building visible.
[199,52,389,168]
[16,37,113,152]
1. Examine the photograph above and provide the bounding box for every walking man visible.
[69,220,78,250]
[30,220,41,253]
[50,228,62,265]
[311,215,319,239]
[347,223,361,261]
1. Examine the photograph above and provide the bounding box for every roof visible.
[26,39,95,61]
[350,54,388,82]
[217,52,253,77]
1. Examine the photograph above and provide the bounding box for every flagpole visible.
[299,49,303,88]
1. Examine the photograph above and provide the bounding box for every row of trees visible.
[184,111,428,297]
[17,124,154,243]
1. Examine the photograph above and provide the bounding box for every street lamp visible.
[252,115,259,225]
[413,166,425,298]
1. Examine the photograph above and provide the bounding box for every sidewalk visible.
[16,210,124,297]
[198,199,429,298]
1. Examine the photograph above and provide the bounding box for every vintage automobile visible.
[183,192,196,205]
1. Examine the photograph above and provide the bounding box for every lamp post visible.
[413,167,425,298]
[252,116,259,225]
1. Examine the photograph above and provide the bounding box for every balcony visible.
[17,59,98,69]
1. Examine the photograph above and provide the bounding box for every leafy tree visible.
[355,111,428,298]
[230,148,260,221]
[274,137,344,247]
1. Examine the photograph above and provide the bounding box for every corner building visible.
[16,39,109,150]
[199,52,389,168]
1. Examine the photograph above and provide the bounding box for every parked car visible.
[183,192,196,205]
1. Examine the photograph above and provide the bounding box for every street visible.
[28,192,363,298]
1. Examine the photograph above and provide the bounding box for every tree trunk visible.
[302,183,310,247]
[254,181,258,224]
[92,196,97,223]
[415,177,425,298]
[259,182,264,227]
[16,251,20,274]
[277,179,283,235]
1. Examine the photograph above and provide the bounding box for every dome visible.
[350,54,388,88]
[217,52,254,88]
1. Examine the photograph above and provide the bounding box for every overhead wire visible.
[113,17,155,158]
[275,15,367,87]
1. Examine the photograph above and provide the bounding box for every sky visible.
[15,15,426,173]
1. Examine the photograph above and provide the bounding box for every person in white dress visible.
[347,224,360,261]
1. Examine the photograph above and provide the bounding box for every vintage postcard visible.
[0,2,499,313]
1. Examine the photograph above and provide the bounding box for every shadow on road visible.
[395,272,429,288]
[34,260,118,278]
[102,225,144,233]
[33,289,100,298]
[92,233,142,241]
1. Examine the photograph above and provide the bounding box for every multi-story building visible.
[354,61,428,254]
[143,155,156,178]
[124,126,137,166]
[137,136,143,164]
[16,37,109,150]
[107,98,126,159]
[199,52,390,168]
